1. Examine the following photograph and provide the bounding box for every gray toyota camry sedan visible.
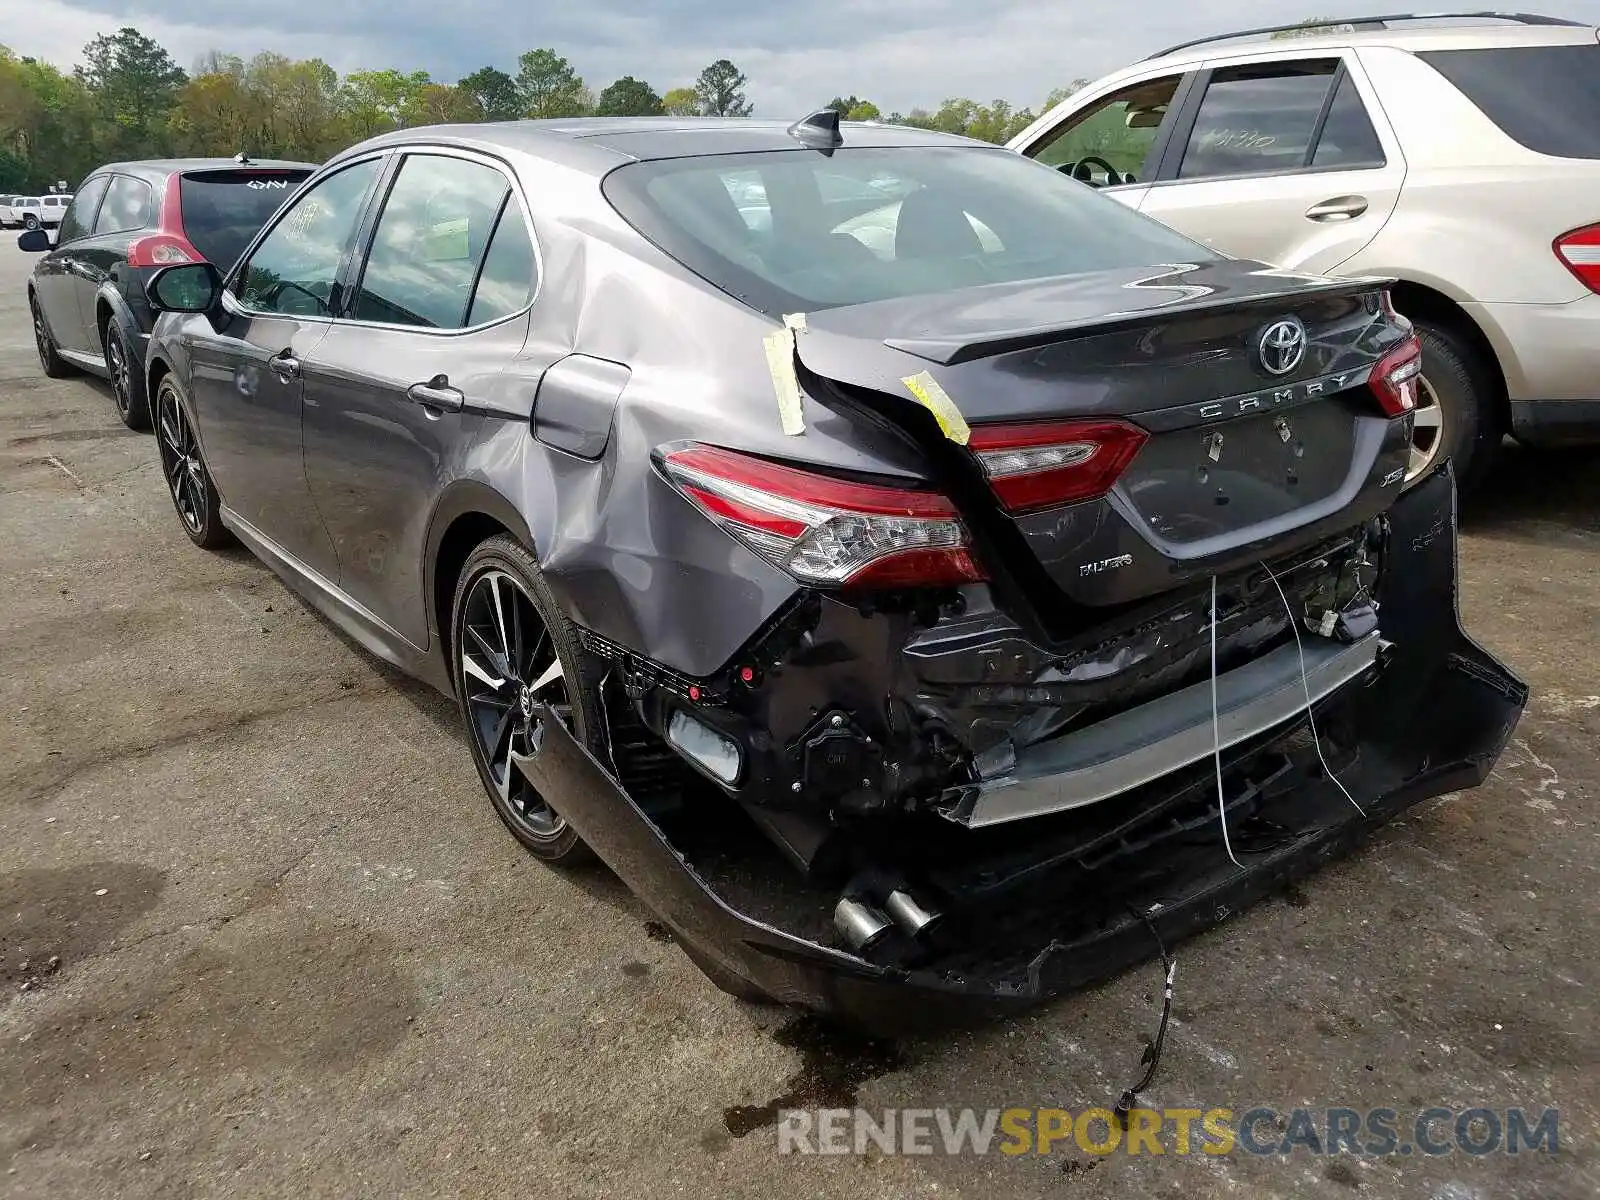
[140,114,1524,1026]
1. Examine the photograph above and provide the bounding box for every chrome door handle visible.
[1305,196,1369,222]
[270,351,300,381]
[406,376,464,413]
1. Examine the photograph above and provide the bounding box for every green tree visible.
[0,49,101,189]
[516,48,589,118]
[825,95,861,116]
[1042,79,1090,112]
[458,66,521,120]
[845,100,880,121]
[407,83,483,125]
[168,57,262,156]
[595,75,662,116]
[661,86,699,116]
[249,54,347,159]
[340,67,430,137]
[77,27,187,156]
[694,58,751,117]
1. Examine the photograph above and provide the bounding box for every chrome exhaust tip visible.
[884,888,942,938]
[833,897,893,952]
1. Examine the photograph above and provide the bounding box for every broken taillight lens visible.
[968,419,1148,514]
[1554,224,1600,294]
[1369,335,1422,418]
[659,444,983,589]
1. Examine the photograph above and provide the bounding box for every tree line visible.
[0,25,1084,192]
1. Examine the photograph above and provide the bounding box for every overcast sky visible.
[11,0,1600,114]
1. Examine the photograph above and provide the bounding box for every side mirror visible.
[147,262,222,314]
[17,230,50,252]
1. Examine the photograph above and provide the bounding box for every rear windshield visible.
[602,146,1215,314]
[1418,44,1600,159]
[180,170,312,268]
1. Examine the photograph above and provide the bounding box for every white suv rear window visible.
[1419,45,1600,160]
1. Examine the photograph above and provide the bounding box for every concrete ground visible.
[1,240,1595,1200]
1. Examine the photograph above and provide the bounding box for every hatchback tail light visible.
[967,420,1148,514]
[127,174,202,269]
[659,444,983,589]
[1554,224,1600,294]
[1369,335,1422,417]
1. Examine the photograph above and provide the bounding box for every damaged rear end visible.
[529,149,1526,1027]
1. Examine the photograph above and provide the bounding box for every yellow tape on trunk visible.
[901,370,971,445]
[766,313,809,436]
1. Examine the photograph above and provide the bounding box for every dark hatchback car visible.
[139,117,1524,1026]
[20,157,313,430]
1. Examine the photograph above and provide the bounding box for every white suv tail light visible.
[1554,224,1600,294]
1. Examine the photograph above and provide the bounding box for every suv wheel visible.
[22,214,38,231]
[105,323,151,431]
[1410,320,1499,492]
[31,295,75,379]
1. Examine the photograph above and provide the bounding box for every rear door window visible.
[1418,44,1600,159]
[351,153,511,330]
[95,175,154,235]
[1178,60,1341,180]
[1310,72,1385,168]
[180,170,313,270]
[465,201,538,326]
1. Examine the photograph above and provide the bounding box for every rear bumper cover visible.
[524,467,1525,1030]
[1509,399,1600,448]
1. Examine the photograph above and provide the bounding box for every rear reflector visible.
[659,444,983,589]
[127,174,201,268]
[1555,224,1600,294]
[1369,335,1422,418]
[968,419,1148,513]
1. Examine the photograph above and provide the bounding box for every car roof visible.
[1143,16,1598,69]
[87,157,317,181]
[341,118,988,177]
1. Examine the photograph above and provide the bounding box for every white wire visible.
[1260,560,1367,818]
[1209,574,1244,870]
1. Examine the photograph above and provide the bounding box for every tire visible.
[30,294,75,379]
[1412,320,1500,493]
[451,534,606,865]
[154,375,230,549]
[23,214,38,231]
[104,322,150,431]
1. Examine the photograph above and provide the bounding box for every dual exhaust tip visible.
[834,888,942,952]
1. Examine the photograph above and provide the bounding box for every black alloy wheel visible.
[155,378,228,548]
[31,296,74,379]
[453,536,602,864]
[105,323,150,431]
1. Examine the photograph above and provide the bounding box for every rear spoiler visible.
[885,272,1397,366]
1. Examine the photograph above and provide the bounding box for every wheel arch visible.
[144,351,173,406]
[1387,279,1508,426]
[426,481,539,685]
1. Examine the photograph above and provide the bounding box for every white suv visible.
[1009,13,1600,487]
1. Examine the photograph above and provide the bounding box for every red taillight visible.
[967,419,1148,514]
[659,444,983,590]
[127,234,199,267]
[1369,335,1422,418]
[1555,224,1600,294]
[128,174,201,269]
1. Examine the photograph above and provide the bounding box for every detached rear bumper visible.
[524,467,1525,1030]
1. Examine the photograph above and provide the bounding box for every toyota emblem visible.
[1257,317,1307,376]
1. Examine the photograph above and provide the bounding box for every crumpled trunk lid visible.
[793,259,1412,611]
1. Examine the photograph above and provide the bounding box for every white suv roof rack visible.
[1143,11,1585,60]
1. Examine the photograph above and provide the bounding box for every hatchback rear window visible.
[602,146,1214,315]
[179,170,313,268]
[1418,45,1600,159]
